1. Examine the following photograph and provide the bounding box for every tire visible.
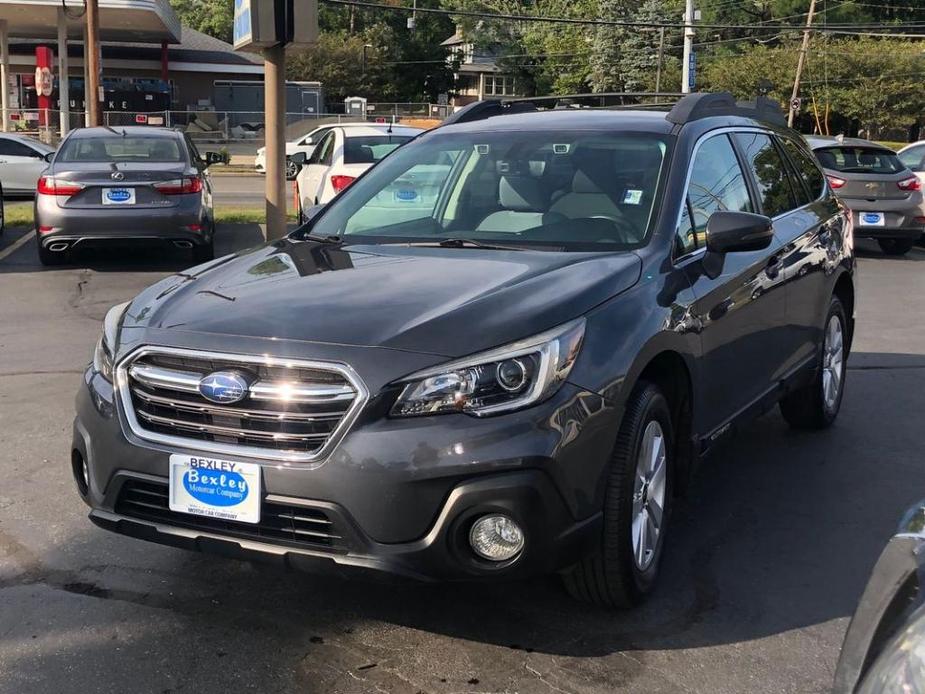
[563,381,674,608]
[286,160,299,180]
[779,295,848,430]
[191,229,215,264]
[877,238,914,255]
[36,233,65,266]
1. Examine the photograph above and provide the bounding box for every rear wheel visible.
[780,295,847,429]
[563,381,673,608]
[191,226,215,264]
[286,159,299,180]
[878,238,914,255]
[36,233,65,266]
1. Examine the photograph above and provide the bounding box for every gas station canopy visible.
[0,0,180,43]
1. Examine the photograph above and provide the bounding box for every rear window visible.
[57,136,184,163]
[343,136,413,165]
[814,146,903,174]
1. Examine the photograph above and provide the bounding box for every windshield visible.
[815,146,904,174]
[306,130,671,251]
[57,136,184,163]
[344,136,413,164]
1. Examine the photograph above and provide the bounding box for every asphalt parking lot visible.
[1,227,924,694]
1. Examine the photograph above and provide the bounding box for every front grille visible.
[119,348,366,462]
[116,479,347,552]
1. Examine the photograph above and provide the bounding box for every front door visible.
[677,132,788,435]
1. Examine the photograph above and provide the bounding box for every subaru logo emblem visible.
[198,371,249,404]
[111,171,124,181]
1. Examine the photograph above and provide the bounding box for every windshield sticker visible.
[623,189,643,205]
[553,144,570,155]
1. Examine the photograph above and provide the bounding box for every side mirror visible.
[43,151,54,163]
[203,151,227,167]
[290,152,307,166]
[706,211,773,254]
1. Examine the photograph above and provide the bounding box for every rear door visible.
[678,132,788,434]
[298,130,336,205]
[0,137,49,193]
[776,135,844,367]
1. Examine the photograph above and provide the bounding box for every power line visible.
[319,0,925,33]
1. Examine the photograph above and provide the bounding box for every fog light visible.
[469,514,524,562]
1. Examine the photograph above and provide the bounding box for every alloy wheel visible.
[632,420,667,571]
[822,314,844,411]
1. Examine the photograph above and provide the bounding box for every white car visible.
[254,122,374,179]
[898,141,925,185]
[0,133,54,195]
[294,124,423,220]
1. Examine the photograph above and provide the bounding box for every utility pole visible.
[264,45,287,241]
[85,0,101,126]
[655,26,665,96]
[788,0,817,128]
[681,0,695,94]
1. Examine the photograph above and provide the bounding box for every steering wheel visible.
[583,215,637,244]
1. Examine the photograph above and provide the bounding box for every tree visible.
[170,0,234,43]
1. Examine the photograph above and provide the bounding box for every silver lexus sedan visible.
[34,126,223,266]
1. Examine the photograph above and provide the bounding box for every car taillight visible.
[331,175,356,193]
[37,176,84,196]
[153,176,203,195]
[826,175,846,190]
[897,176,921,191]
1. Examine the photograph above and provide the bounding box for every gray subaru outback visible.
[72,93,856,607]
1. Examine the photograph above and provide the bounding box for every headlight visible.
[391,318,585,417]
[92,302,129,381]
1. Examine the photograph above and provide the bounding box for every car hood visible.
[125,239,642,357]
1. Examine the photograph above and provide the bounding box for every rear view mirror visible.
[44,151,54,163]
[706,211,773,254]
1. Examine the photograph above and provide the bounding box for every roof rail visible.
[438,99,536,127]
[666,92,786,126]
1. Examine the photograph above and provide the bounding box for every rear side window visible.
[898,145,925,173]
[676,134,753,256]
[734,132,796,217]
[343,136,413,165]
[779,137,825,202]
[0,138,41,158]
[815,146,904,174]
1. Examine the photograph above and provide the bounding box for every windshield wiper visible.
[300,233,343,244]
[412,238,526,251]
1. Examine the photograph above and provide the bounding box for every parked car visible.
[35,126,223,266]
[833,500,925,694]
[0,133,54,195]
[808,136,925,255]
[254,122,372,179]
[73,93,855,607]
[292,124,423,220]
[897,140,925,185]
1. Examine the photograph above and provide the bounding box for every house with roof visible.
[441,27,521,108]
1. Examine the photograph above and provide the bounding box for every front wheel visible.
[191,227,215,264]
[780,295,848,429]
[878,238,914,255]
[563,381,674,608]
[285,159,299,180]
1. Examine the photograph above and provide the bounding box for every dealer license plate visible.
[102,187,136,205]
[859,212,885,227]
[168,454,261,524]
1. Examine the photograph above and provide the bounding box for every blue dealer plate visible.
[168,454,261,524]
[860,212,885,227]
[102,187,136,205]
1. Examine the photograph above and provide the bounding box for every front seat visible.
[550,169,624,221]
[476,176,564,233]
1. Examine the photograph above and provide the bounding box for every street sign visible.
[790,97,802,111]
[233,0,318,51]
[688,52,696,90]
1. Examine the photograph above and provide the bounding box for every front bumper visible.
[73,362,615,581]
